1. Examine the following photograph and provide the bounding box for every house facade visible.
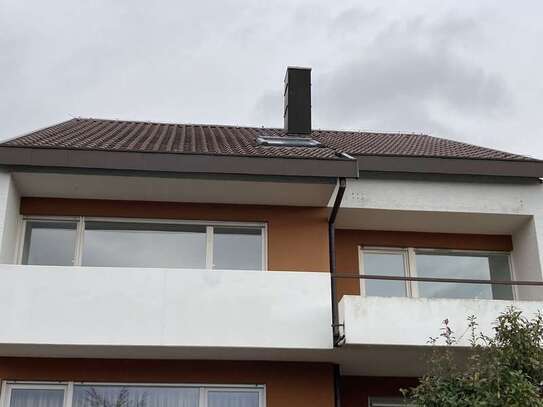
[0,67,542,407]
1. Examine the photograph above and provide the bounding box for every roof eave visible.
[0,147,359,179]
[356,155,543,178]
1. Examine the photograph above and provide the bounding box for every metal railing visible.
[331,273,543,286]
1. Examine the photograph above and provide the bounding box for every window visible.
[360,247,513,300]
[415,250,513,300]
[369,397,413,407]
[207,390,261,407]
[82,222,207,268]
[73,385,199,407]
[7,386,66,407]
[213,227,263,270]
[361,249,409,297]
[256,136,321,147]
[22,221,78,266]
[20,218,266,271]
[2,383,265,407]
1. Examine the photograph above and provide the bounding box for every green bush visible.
[403,307,543,407]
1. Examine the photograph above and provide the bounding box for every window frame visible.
[358,247,413,297]
[369,396,413,406]
[0,381,266,407]
[17,216,268,271]
[358,246,515,300]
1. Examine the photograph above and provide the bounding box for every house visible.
[0,67,542,407]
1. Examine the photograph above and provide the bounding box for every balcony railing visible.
[0,265,333,357]
[335,273,543,348]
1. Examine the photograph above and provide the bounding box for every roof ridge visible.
[75,117,430,137]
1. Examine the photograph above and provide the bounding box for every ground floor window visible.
[1,383,265,407]
[359,247,514,300]
[369,397,412,406]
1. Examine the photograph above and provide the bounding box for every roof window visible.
[256,136,321,147]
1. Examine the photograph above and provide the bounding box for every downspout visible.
[329,177,346,346]
[333,363,342,407]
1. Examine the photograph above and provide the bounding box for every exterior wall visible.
[20,197,329,272]
[0,358,335,407]
[341,176,543,289]
[340,376,418,407]
[335,229,513,300]
[512,218,543,299]
[0,172,20,263]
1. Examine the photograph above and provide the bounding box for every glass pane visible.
[213,227,263,270]
[490,255,514,300]
[82,222,206,268]
[415,251,513,300]
[208,391,260,407]
[10,388,64,407]
[363,251,407,297]
[73,385,199,407]
[22,221,77,266]
[370,397,413,406]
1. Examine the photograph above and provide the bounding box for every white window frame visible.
[369,396,413,406]
[0,381,266,407]
[17,216,268,271]
[358,246,514,300]
[358,247,413,297]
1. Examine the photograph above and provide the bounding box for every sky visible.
[1,0,542,158]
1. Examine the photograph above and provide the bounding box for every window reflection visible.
[415,251,513,300]
[363,251,408,297]
[10,389,65,407]
[82,222,207,268]
[22,221,77,266]
[213,227,263,270]
[73,385,199,407]
[207,391,260,407]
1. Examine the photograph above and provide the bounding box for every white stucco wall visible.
[0,265,333,350]
[343,176,543,215]
[340,295,543,347]
[0,171,20,263]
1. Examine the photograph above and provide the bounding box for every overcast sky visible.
[1,1,542,158]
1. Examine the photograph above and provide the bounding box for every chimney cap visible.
[284,66,311,81]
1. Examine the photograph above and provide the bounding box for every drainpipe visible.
[329,177,346,346]
[333,364,343,407]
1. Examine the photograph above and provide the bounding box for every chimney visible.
[283,66,311,134]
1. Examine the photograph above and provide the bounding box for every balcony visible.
[0,265,333,357]
[338,276,543,348]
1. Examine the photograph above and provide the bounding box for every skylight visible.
[256,136,321,148]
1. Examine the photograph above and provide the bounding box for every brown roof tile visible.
[2,117,538,162]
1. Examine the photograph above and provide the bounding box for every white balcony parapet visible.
[0,265,333,351]
[339,295,543,347]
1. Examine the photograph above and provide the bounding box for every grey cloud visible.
[316,15,513,135]
[252,11,513,136]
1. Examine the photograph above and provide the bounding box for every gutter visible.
[356,155,543,178]
[0,146,359,179]
[328,177,346,347]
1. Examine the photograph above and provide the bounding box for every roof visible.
[1,118,536,162]
[0,118,542,178]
